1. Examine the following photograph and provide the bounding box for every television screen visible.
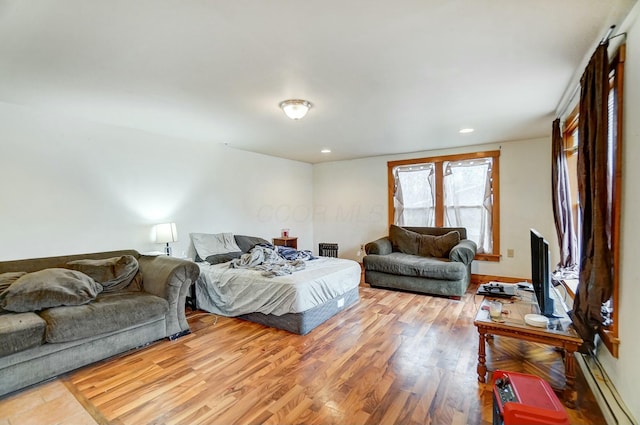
[530,229,555,317]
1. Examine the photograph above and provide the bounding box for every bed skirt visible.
[236,286,360,335]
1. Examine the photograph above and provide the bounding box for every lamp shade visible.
[155,222,178,244]
[279,99,312,120]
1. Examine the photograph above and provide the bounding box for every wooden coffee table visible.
[473,286,583,407]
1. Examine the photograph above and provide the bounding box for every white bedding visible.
[195,257,361,316]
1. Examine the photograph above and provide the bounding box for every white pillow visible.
[190,233,241,259]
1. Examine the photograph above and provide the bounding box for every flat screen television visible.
[530,229,555,317]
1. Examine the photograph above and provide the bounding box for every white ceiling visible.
[0,1,635,163]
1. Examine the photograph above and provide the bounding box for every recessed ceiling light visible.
[459,128,475,134]
[321,149,331,154]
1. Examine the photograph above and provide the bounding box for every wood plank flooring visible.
[0,283,604,425]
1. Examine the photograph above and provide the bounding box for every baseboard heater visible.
[576,353,637,425]
[318,243,338,257]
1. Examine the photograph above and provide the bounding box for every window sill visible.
[599,328,620,358]
[561,279,578,299]
[561,279,619,358]
[475,253,500,262]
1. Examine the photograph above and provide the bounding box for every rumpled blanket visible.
[230,245,307,277]
[276,245,316,261]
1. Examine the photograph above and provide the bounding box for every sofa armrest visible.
[449,239,477,265]
[365,238,392,255]
[137,255,200,338]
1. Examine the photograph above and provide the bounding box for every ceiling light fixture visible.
[279,99,312,120]
[321,148,331,153]
[459,128,475,134]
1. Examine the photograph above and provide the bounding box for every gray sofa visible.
[0,250,199,397]
[363,226,477,299]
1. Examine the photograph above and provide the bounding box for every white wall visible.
[312,137,558,279]
[0,103,313,261]
[596,4,640,421]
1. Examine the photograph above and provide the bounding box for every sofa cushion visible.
[0,271,26,295]
[364,252,467,281]
[66,255,141,292]
[39,291,169,343]
[389,225,421,255]
[389,225,460,258]
[0,269,104,313]
[0,312,46,356]
[417,231,460,258]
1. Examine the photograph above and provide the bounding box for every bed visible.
[191,233,361,335]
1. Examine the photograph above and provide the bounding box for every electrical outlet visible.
[507,249,515,258]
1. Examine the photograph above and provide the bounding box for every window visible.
[388,151,500,261]
[562,45,623,356]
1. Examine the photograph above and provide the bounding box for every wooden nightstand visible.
[273,237,297,249]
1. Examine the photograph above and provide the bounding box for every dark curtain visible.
[572,42,613,353]
[551,119,577,273]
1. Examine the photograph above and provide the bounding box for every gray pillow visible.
[234,235,270,253]
[389,225,420,255]
[205,252,243,265]
[417,230,461,258]
[66,255,140,292]
[0,268,103,312]
[0,271,26,295]
[389,225,460,258]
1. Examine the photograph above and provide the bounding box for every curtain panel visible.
[551,119,578,274]
[443,158,493,254]
[393,168,405,226]
[572,42,613,353]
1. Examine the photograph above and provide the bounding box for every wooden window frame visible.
[602,45,623,357]
[387,150,501,262]
[561,45,624,357]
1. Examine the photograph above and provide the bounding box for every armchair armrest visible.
[449,239,477,265]
[137,255,200,338]
[365,237,392,255]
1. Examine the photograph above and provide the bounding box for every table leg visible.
[564,349,577,408]
[477,329,487,383]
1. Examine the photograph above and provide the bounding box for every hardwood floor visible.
[0,284,604,425]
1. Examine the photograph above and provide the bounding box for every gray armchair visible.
[363,226,476,299]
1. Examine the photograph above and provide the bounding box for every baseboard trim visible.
[576,353,638,425]
[470,274,528,284]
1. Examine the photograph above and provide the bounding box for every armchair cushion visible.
[364,253,467,281]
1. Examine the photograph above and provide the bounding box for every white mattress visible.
[195,257,361,317]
